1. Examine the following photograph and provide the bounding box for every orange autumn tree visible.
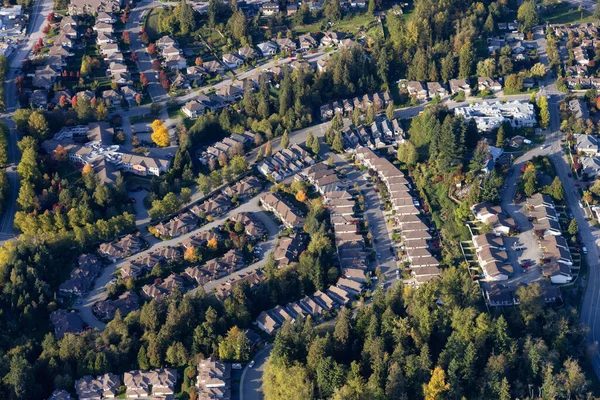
[82,164,93,175]
[295,190,307,202]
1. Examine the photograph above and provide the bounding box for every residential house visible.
[93,291,139,321]
[238,46,257,60]
[222,53,244,68]
[59,254,102,296]
[404,81,428,100]
[50,309,83,338]
[298,33,317,50]
[257,41,278,57]
[261,1,279,15]
[320,31,343,47]
[576,133,599,156]
[260,192,305,228]
[123,369,177,399]
[448,78,472,96]
[478,77,502,92]
[30,89,48,108]
[181,100,206,118]
[196,358,231,399]
[102,89,121,108]
[75,374,120,400]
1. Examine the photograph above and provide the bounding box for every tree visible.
[311,137,321,155]
[458,43,474,78]
[504,74,523,93]
[484,13,495,34]
[530,62,546,79]
[324,0,341,22]
[397,140,418,166]
[547,176,564,201]
[197,174,211,194]
[137,346,150,370]
[263,359,314,400]
[568,218,579,236]
[496,124,505,147]
[281,130,290,149]
[151,120,170,147]
[218,326,250,361]
[538,96,550,128]
[230,155,248,175]
[332,131,344,153]
[517,0,539,33]
[13,109,32,132]
[296,190,307,202]
[368,0,376,15]
[306,131,314,148]
[386,103,394,120]
[96,102,108,121]
[423,366,450,400]
[207,237,218,250]
[265,141,272,157]
[441,54,455,83]
[176,0,196,35]
[27,112,49,139]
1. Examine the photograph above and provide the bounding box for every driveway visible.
[239,344,272,400]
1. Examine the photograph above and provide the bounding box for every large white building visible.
[454,101,537,131]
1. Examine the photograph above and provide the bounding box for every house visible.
[202,60,223,74]
[161,44,181,58]
[222,53,244,68]
[154,212,197,238]
[96,11,115,23]
[93,22,113,34]
[182,100,206,118]
[68,0,121,15]
[96,31,114,45]
[216,84,244,101]
[260,192,305,228]
[238,46,257,60]
[123,369,177,399]
[320,31,343,47]
[49,390,73,400]
[404,81,428,100]
[53,33,73,47]
[223,176,262,198]
[102,89,121,108]
[142,273,184,299]
[156,36,176,49]
[109,61,128,76]
[477,77,502,92]
[100,43,119,57]
[121,85,140,105]
[569,99,590,120]
[30,89,48,108]
[165,54,187,70]
[274,233,306,266]
[298,33,317,50]
[426,82,449,98]
[256,311,280,334]
[582,157,600,178]
[448,78,471,96]
[576,134,599,156]
[75,374,120,400]
[275,37,297,52]
[93,291,139,321]
[49,309,84,338]
[196,358,231,399]
[257,41,278,58]
[261,1,279,15]
[59,254,102,296]
[98,234,143,262]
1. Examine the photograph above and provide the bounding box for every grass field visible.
[295,12,378,36]
[543,3,595,24]
[145,8,161,41]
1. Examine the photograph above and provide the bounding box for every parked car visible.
[583,246,588,255]
[232,363,242,370]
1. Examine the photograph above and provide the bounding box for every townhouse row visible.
[355,147,441,284]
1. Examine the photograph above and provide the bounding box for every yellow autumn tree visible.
[184,247,197,262]
[423,366,450,400]
[207,237,218,251]
[151,120,170,147]
[296,190,307,202]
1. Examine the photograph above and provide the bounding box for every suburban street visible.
[74,193,277,330]
[239,344,272,400]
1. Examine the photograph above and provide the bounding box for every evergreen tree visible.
[281,130,290,149]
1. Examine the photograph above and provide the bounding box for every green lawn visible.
[295,12,378,35]
[543,3,595,24]
[145,8,161,41]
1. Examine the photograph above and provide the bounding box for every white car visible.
[248,360,255,368]
[583,247,588,255]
